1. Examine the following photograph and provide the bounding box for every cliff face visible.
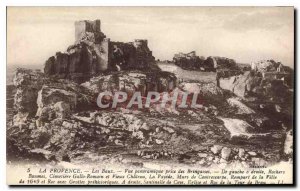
[44,20,156,83]
[13,68,49,116]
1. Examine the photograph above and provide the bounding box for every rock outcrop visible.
[226,97,255,114]
[218,71,292,102]
[251,60,284,73]
[205,56,239,71]
[35,85,89,125]
[217,61,293,133]
[173,51,206,71]
[13,68,49,117]
[82,71,177,96]
[250,60,294,87]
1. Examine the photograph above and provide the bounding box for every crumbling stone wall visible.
[109,40,155,71]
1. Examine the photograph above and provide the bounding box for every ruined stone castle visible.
[44,20,156,83]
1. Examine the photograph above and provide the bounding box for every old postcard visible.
[6,7,294,185]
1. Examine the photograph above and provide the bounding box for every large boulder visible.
[219,71,291,102]
[179,82,228,106]
[227,97,254,114]
[36,83,95,123]
[219,71,259,98]
[218,117,256,138]
[13,68,49,118]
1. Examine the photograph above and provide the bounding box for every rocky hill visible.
[7,66,292,168]
[7,20,293,169]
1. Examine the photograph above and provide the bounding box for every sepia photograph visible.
[6,6,294,185]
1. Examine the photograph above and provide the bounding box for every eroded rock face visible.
[251,60,283,73]
[219,71,291,101]
[173,51,206,71]
[227,97,255,114]
[218,117,256,138]
[35,82,96,125]
[13,68,49,121]
[11,68,98,128]
[81,71,177,96]
[36,86,77,122]
[179,82,226,105]
[217,62,293,134]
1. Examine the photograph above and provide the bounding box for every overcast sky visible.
[7,7,294,68]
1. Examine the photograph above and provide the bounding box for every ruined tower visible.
[44,19,156,83]
[75,20,103,43]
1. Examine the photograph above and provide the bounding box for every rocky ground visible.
[7,65,293,169]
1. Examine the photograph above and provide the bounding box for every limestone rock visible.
[53,101,71,119]
[13,68,49,115]
[173,53,239,72]
[218,67,292,102]
[211,145,223,154]
[238,148,245,158]
[284,130,293,155]
[12,112,29,127]
[221,147,231,160]
[251,60,283,73]
[248,151,257,156]
[81,71,177,96]
[227,97,255,114]
[218,117,255,138]
[35,83,94,122]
